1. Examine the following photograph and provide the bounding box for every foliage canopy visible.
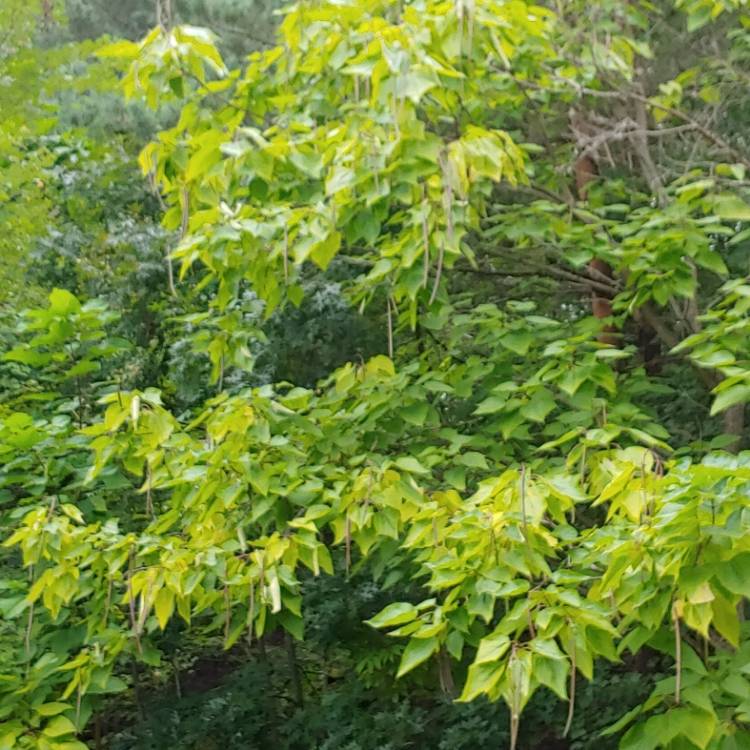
[5,0,750,748]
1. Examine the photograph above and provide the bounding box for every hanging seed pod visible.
[673,601,683,705]
[128,548,142,655]
[421,187,430,289]
[519,464,529,542]
[224,585,231,646]
[429,242,444,306]
[104,576,113,626]
[508,645,522,750]
[345,513,352,575]
[386,295,394,359]
[131,395,141,430]
[455,0,464,57]
[283,223,289,283]
[24,602,34,660]
[563,625,576,737]
[247,581,255,645]
[146,464,154,519]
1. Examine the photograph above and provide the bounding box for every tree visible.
[6,1,750,748]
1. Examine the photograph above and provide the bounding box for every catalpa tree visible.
[5,0,750,748]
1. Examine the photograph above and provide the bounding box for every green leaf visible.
[97,39,140,58]
[714,195,750,221]
[399,71,437,103]
[394,456,429,475]
[3,348,51,366]
[474,395,507,415]
[533,654,568,700]
[500,331,533,355]
[716,553,750,598]
[325,167,355,196]
[401,402,429,426]
[396,635,439,678]
[36,704,71,717]
[711,593,740,647]
[668,707,716,748]
[444,466,466,490]
[310,231,341,270]
[366,602,418,628]
[43,716,77,737]
[457,451,488,470]
[154,587,175,630]
[710,384,750,416]
[458,661,504,701]
[48,288,81,315]
[521,388,555,423]
[474,632,510,665]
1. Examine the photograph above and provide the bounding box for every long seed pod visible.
[641,453,649,522]
[247,581,255,645]
[386,295,394,359]
[173,655,183,699]
[146,465,154,519]
[224,585,231,647]
[283,224,289,283]
[438,647,456,697]
[519,464,529,540]
[430,157,452,305]
[674,606,682,705]
[422,194,430,289]
[429,242,445,306]
[344,513,352,575]
[147,170,166,209]
[466,0,475,51]
[444,183,454,246]
[137,575,154,635]
[510,714,519,750]
[128,549,142,655]
[455,0,464,57]
[103,576,113,626]
[179,186,189,238]
[526,607,536,640]
[25,601,34,660]
[563,628,577,737]
[75,683,82,729]
[509,644,520,750]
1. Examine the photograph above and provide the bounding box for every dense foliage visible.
[5,1,750,748]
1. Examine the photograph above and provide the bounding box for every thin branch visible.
[567,77,750,170]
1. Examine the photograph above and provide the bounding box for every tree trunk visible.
[724,404,745,453]
[574,152,619,345]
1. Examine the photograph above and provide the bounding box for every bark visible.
[573,151,619,345]
[626,95,745,450]
[723,403,745,453]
